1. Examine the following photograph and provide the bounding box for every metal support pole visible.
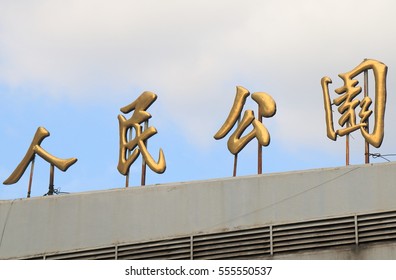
[27,155,36,198]
[125,173,129,188]
[125,128,133,188]
[48,164,54,196]
[233,115,241,177]
[233,154,238,177]
[141,120,148,186]
[258,105,263,174]
[364,68,370,164]
[346,133,350,166]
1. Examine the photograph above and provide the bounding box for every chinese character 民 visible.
[117,91,166,184]
[3,127,78,197]
[321,59,387,148]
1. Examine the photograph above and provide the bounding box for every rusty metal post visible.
[48,164,55,196]
[233,153,238,177]
[27,155,36,198]
[258,104,263,174]
[125,173,129,188]
[346,134,350,166]
[141,158,147,186]
[346,122,350,166]
[141,120,148,186]
[233,115,241,177]
[125,127,133,188]
[364,68,370,164]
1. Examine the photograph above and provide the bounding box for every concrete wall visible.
[269,243,396,260]
[1,162,396,259]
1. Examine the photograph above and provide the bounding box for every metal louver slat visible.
[24,256,45,260]
[193,227,269,241]
[358,234,396,243]
[117,246,191,260]
[358,211,396,244]
[272,217,354,231]
[194,242,270,258]
[194,238,269,252]
[118,240,190,253]
[274,234,356,250]
[194,235,268,247]
[192,227,270,259]
[194,248,270,260]
[357,211,396,221]
[274,228,355,242]
[117,237,191,260]
[273,223,354,237]
[358,217,396,226]
[358,228,396,243]
[273,239,355,253]
[272,216,355,253]
[274,233,355,247]
[45,246,115,260]
[117,249,191,260]
[358,222,396,233]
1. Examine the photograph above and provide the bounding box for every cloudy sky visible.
[1,0,396,199]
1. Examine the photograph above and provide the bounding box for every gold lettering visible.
[321,59,387,148]
[117,91,166,179]
[3,127,77,185]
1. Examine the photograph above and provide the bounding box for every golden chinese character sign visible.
[321,59,387,163]
[118,91,166,187]
[3,127,78,197]
[214,86,276,176]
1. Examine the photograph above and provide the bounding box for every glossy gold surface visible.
[321,76,337,140]
[117,91,166,177]
[214,86,250,140]
[214,86,276,155]
[321,59,387,148]
[3,127,78,185]
[251,92,277,118]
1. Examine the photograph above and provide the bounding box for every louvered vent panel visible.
[358,211,396,243]
[192,227,270,259]
[117,237,191,260]
[272,216,356,253]
[45,246,115,260]
[23,255,45,260]
[18,210,396,260]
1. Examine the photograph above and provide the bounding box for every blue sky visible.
[1,0,396,199]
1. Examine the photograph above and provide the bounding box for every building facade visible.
[1,162,396,259]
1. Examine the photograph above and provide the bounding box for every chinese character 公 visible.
[214,86,277,155]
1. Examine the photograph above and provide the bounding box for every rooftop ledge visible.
[1,161,396,259]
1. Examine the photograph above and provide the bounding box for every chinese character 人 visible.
[3,126,78,197]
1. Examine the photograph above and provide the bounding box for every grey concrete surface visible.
[1,162,396,259]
